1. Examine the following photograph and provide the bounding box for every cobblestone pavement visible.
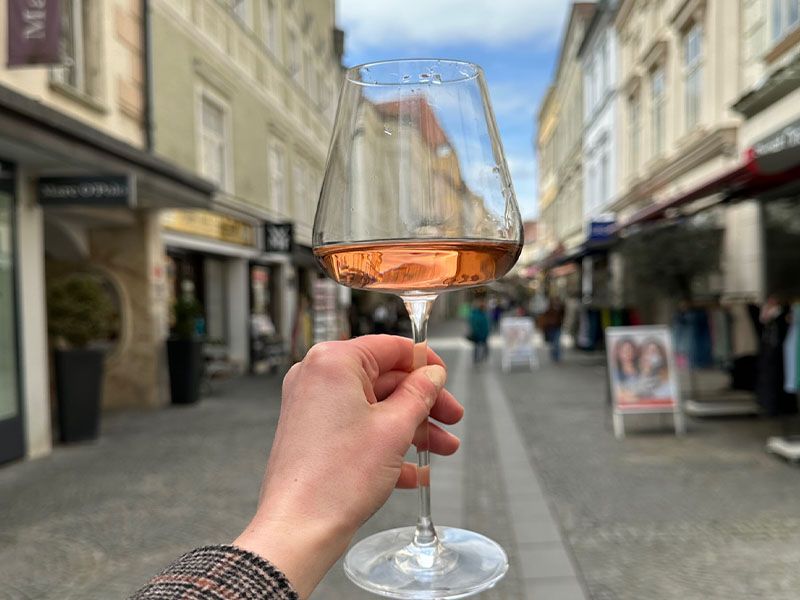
[497,347,800,600]
[0,334,532,599]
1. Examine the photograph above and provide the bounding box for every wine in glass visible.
[313,59,523,599]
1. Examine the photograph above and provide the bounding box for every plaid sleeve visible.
[130,545,298,600]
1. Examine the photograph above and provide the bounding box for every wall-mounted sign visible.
[588,218,616,241]
[264,222,293,253]
[162,210,257,247]
[38,175,134,207]
[7,0,61,67]
[752,117,800,174]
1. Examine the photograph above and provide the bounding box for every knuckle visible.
[303,342,339,367]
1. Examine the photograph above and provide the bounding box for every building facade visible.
[150,0,344,371]
[0,0,214,463]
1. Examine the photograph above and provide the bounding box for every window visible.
[304,50,314,96]
[772,0,800,42]
[629,94,640,175]
[601,37,609,98]
[52,0,95,96]
[651,68,666,157]
[232,0,252,28]
[262,0,280,57]
[269,141,287,213]
[288,28,300,79]
[600,146,609,209]
[199,94,230,190]
[684,23,703,130]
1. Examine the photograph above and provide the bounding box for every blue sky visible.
[337,0,572,219]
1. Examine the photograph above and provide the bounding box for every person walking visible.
[468,299,491,364]
[539,297,565,363]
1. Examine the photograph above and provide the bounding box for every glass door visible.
[0,170,24,464]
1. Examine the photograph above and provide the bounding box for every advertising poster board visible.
[605,325,685,438]
[499,316,539,372]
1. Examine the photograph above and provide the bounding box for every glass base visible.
[344,526,508,599]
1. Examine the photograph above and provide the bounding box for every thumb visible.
[378,365,447,429]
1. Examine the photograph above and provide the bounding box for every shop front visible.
[161,209,262,374]
[0,162,22,464]
[0,85,214,463]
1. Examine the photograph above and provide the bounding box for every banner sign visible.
[264,222,293,253]
[7,0,62,67]
[38,175,134,207]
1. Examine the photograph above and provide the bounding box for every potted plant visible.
[167,282,204,405]
[47,272,115,443]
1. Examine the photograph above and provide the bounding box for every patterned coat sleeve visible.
[130,545,299,600]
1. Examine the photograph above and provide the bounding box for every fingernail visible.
[423,365,446,388]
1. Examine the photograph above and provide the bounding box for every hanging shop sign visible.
[162,210,257,247]
[38,175,134,207]
[752,116,800,174]
[605,325,685,439]
[7,0,61,67]
[264,221,294,253]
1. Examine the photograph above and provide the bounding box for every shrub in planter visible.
[47,273,115,443]
[167,290,205,405]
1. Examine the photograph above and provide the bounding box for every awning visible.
[0,84,215,209]
[538,236,617,271]
[616,148,800,233]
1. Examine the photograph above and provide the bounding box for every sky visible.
[336,0,572,220]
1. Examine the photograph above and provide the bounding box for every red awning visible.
[617,148,800,232]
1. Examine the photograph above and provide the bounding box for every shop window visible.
[684,22,703,131]
[51,0,99,99]
[199,93,231,192]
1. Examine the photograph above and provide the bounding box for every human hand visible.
[234,335,464,598]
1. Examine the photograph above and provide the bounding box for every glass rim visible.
[344,58,483,87]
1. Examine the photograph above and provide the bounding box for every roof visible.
[523,220,538,243]
[374,97,449,149]
[551,2,597,86]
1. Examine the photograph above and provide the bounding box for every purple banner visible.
[7,0,61,67]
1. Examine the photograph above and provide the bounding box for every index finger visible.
[349,334,445,380]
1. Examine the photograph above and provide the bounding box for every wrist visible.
[234,513,354,599]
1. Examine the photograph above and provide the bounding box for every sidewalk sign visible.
[605,325,686,439]
[499,317,539,372]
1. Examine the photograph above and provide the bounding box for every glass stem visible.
[403,295,438,549]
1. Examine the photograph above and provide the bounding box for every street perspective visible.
[3,0,800,599]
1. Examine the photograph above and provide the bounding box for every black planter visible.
[167,339,204,405]
[54,349,105,443]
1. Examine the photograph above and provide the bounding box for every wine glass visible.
[313,59,523,599]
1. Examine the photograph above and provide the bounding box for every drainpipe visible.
[142,0,154,152]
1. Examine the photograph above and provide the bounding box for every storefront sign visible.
[162,210,257,247]
[264,222,293,253]
[38,175,134,207]
[7,0,61,67]
[752,117,800,174]
[588,218,616,241]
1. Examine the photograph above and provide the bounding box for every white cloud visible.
[338,0,571,53]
